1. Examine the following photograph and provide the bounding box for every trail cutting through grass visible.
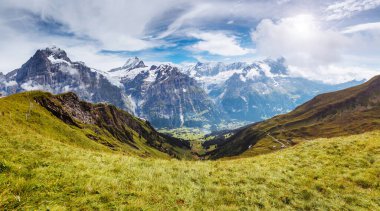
[267,133,286,148]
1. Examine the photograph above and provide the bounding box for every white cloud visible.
[342,23,380,57]
[65,46,131,71]
[289,64,379,84]
[341,22,380,57]
[251,14,380,83]
[252,14,347,67]
[188,31,254,56]
[152,0,321,39]
[0,0,379,83]
[1,0,179,51]
[155,4,211,39]
[325,0,380,21]
[342,22,380,34]
[0,0,183,73]
[0,22,128,73]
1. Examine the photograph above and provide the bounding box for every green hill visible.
[207,75,380,159]
[0,91,379,209]
[1,121,379,209]
[0,91,192,159]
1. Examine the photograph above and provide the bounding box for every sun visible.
[289,14,317,38]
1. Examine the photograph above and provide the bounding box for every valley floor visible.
[1,126,379,209]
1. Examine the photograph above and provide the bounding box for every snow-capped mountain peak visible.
[264,57,288,75]
[43,46,70,62]
[0,48,364,130]
[104,58,150,87]
[122,57,146,69]
[1,47,132,113]
[44,45,63,53]
[109,57,147,73]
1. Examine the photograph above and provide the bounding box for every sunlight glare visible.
[290,14,316,39]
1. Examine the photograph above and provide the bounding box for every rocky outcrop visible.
[2,46,131,112]
[122,64,222,128]
[35,92,191,158]
[0,73,5,96]
[109,57,147,72]
[0,47,365,131]
[207,75,380,159]
[185,58,364,124]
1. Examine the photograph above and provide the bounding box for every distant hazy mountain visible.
[0,47,365,130]
[109,57,147,72]
[207,74,380,159]
[181,58,364,124]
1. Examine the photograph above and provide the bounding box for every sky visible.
[0,0,380,83]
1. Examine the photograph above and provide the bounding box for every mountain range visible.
[1,58,379,209]
[1,88,379,209]
[206,74,380,159]
[0,46,364,130]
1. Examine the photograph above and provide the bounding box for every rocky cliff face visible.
[207,75,380,159]
[0,49,223,129]
[121,64,222,128]
[0,73,5,96]
[185,61,248,78]
[184,58,364,124]
[109,57,147,72]
[0,47,365,130]
[34,92,191,158]
[2,46,131,111]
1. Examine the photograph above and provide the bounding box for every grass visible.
[1,125,379,209]
[159,127,207,141]
[0,92,379,209]
[159,127,213,156]
[209,76,380,158]
[0,91,183,159]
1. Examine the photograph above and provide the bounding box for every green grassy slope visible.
[0,91,192,159]
[1,121,379,209]
[208,75,380,159]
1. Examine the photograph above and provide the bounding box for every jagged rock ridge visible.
[0,47,365,130]
[1,46,132,111]
[34,91,191,158]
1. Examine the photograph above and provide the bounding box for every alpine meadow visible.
[0,0,380,210]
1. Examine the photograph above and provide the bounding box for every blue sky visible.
[0,0,380,83]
